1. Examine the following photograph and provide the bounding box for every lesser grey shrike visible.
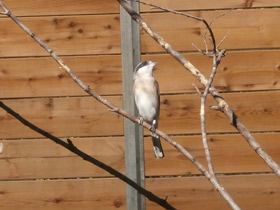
[133,60,164,158]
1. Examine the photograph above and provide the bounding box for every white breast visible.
[133,77,158,123]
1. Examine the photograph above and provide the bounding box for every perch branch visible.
[118,0,280,180]
[199,49,226,177]
[0,101,175,210]
[0,1,238,209]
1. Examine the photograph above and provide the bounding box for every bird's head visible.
[134,60,157,77]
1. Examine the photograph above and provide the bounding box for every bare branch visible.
[209,105,223,112]
[199,49,226,178]
[200,93,215,176]
[209,9,233,26]
[0,142,3,154]
[130,0,217,52]
[192,83,202,96]
[0,101,176,210]
[203,34,209,54]
[191,42,207,56]
[217,31,230,49]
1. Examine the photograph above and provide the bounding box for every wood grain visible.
[145,133,280,176]
[1,91,280,139]
[149,50,280,93]
[0,137,125,179]
[0,178,126,210]
[2,0,120,16]
[146,174,280,210]
[142,0,280,11]
[2,0,279,16]
[158,90,280,135]
[0,96,123,139]
[0,133,279,180]
[0,14,121,57]
[0,55,122,98]
[0,9,279,57]
[141,8,280,52]
[1,50,279,98]
[0,2,279,209]
[0,174,279,210]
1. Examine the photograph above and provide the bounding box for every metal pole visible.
[120,1,145,210]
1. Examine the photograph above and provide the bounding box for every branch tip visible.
[192,83,202,96]
[0,142,3,154]
[67,138,76,148]
[209,105,223,112]
[108,107,120,113]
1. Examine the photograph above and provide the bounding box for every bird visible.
[133,60,164,158]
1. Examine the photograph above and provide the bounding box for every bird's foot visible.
[138,117,144,125]
[149,125,156,133]
[149,119,157,133]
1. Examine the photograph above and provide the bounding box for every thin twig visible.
[191,43,207,56]
[200,49,226,177]
[209,9,233,26]
[0,142,3,154]
[187,5,228,178]
[217,31,230,49]
[129,0,217,53]
[0,101,176,210]
[192,83,202,96]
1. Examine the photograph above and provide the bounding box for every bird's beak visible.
[152,61,157,66]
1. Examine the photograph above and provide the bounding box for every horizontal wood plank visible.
[141,8,280,52]
[0,55,122,98]
[2,0,280,17]
[2,0,120,16]
[158,90,280,135]
[0,178,126,210]
[1,91,280,139]
[146,174,280,210]
[145,133,280,176]
[0,14,121,57]
[149,50,280,93]
[0,137,125,179]
[1,50,279,98]
[0,133,279,179]
[0,9,279,57]
[141,0,280,11]
[0,174,279,209]
[0,96,123,139]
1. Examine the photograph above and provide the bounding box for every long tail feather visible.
[151,133,164,158]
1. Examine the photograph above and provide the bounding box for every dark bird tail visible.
[151,133,164,158]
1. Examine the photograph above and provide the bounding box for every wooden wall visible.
[0,0,280,209]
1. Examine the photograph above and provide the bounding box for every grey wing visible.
[154,79,160,129]
[152,79,164,158]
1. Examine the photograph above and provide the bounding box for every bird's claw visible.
[149,126,155,133]
[138,117,144,125]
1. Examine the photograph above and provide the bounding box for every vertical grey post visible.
[120,1,145,210]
